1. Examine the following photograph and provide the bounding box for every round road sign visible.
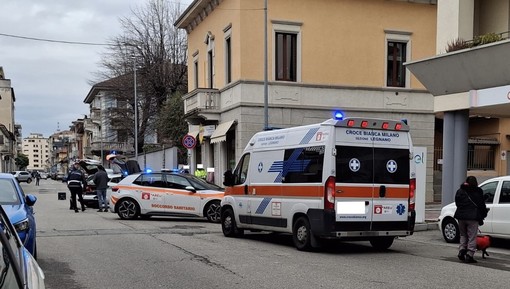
[182,134,196,149]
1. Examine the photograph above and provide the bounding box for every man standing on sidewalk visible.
[93,168,110,212]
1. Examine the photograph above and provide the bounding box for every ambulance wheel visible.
[117,198,140,220]
[205,200,221,223]
[221,208,243,237]
[293,216,312,251]
[441,217,460,243]
[369,237,394,250]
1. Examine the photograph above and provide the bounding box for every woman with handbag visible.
[453,176,488,263]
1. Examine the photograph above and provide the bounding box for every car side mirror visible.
[185,186,196,193]
[26,194,37,206]
[223,170,235,186]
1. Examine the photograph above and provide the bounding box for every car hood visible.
[1,204,27,224]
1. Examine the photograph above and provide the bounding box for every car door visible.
[479,180,499,234]
[491,180,510,236]
[165,174,201,216]
[132,173,168,213]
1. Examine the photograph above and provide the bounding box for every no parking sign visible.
[182,134,196,149]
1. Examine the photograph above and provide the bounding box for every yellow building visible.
[176,0,438,201]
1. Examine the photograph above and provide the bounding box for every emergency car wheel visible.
[293,216,312,251]
[27,178,32,184]
[221,208,244,237]
[205,201,221,223]
[117,198,140,220]
[369,237,394,250]
[441,217,460,243]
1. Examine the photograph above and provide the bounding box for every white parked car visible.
[439,176,510,243]
[109,171,224,222]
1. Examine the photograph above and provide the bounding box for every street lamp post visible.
[133,59,138,160]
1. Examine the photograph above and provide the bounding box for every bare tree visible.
[96,0,188,154]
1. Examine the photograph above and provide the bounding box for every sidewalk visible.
[415,202,442,231]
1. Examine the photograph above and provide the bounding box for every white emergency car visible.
[221,117,416,251]
[110,171,224,222]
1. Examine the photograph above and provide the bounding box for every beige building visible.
[176,0,438,202]
[22,133,50,172]
[0,67,20,172]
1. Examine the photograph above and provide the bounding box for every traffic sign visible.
[182,134,196,149]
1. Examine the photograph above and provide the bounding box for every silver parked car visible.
[11,171,33,184]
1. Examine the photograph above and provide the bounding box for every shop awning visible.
[210,120,236,144]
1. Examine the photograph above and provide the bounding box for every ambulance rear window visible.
[336,146,409,184]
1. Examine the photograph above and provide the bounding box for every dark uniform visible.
[454,176,488,263]
[67,163,87,213]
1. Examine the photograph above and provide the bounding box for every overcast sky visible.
[0,0,192,138]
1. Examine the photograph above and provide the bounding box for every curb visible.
[414,221,438,232]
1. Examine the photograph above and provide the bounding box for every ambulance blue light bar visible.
[333,111,344,120]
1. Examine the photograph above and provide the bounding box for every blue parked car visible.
[0,201,45,288]
[0,173,38,258]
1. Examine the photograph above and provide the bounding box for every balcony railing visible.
[183,88,220,115]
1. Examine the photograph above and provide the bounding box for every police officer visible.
[67,162,87,213]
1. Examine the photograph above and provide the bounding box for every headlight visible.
[14,219,30,232]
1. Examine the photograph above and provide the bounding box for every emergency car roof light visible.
[361,121,368,128]
[347,119,355,127]
[145,168,152,173]
[333,111,344,120]
[395,123,402,131]
[382,122,389,129]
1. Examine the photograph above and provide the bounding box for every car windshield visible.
[0,179,21,205]
[181,174,224,191]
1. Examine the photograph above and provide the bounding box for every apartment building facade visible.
[176,0,438,201]
[0,67,20,172]
[22,133,50,172]
[83,77,136,165]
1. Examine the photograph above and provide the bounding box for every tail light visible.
[112,186,119,192]
[409,178,416,211]
[325,176,335,210]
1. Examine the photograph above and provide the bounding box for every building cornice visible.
[174,0,224,34]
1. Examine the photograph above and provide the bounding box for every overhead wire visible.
[0,32,109,46]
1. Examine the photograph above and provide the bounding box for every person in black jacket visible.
[453,176,488,263]
[67,162,87,213]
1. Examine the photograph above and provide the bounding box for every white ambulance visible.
[221,117,416,251]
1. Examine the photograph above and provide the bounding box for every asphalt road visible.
[22,179,510,289]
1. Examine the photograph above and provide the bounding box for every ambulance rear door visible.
[334,119,411,231]
[335,128,374,231]
[370,128,411,230]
